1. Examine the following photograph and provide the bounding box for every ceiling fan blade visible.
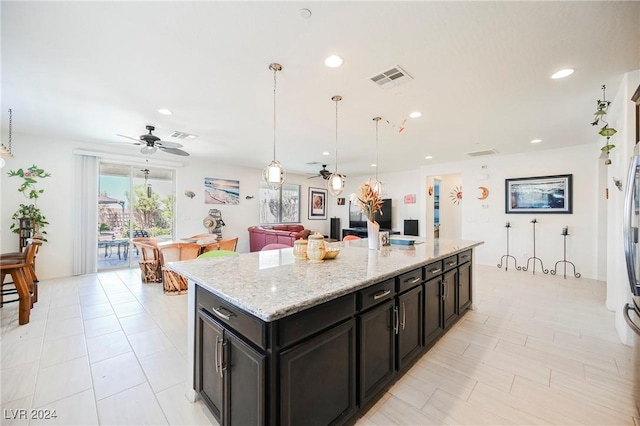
[307,175,321,179]
[116,134,142,143]
[156,140,183,149]
[159,147,190,156]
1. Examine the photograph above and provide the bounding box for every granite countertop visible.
[167,238,483,322]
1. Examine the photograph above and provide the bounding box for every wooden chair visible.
[132,238,162,283]
[217,237,238,251]
[1,238,42,307]
[159,242,202,295]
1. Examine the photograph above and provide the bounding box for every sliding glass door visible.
[98,162,175,270]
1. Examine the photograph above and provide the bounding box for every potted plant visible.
[7,165,51,241]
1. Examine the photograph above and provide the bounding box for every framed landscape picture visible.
[505,174,572,214]
[308,187,327,220]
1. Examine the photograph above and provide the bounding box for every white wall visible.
[604,69,640,346]
[0,136,332,279]
[417,145,600,280]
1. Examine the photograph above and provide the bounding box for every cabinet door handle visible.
[214,336,221,375]
[441,280,446,300]
[393,307,399,335]
[408,277,421,284]
[220,339,227,377]
[428,268,441,274]
[212,306,235,321]
[373,289,391,300]
[401,302,406,330]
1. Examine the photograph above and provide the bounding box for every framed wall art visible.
[505,174,573,214]
[308,187,327,220]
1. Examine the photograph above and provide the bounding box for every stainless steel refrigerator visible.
[623,147,640,337]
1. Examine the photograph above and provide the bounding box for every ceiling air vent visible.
[369,65,413,88]
[169,131,198,140]
[466,149,497,157]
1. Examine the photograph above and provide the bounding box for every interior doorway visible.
[98,162,176,270]
[426,173,462,240]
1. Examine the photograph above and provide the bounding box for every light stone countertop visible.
[167,238,483,322]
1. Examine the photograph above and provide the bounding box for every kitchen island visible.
[168,238,483,426]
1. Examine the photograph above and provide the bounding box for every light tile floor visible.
[1,265,638,425]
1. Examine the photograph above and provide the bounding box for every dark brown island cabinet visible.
[194,248,474,426]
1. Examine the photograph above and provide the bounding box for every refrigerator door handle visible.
[623,155,640,296]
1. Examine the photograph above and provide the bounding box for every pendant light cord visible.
[335,98,338,171]
[375,118,379,181]
[8,108,12,152]
[273,67,277,161]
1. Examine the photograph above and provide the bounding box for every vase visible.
[367,219,379,250]
[307,233,326,262]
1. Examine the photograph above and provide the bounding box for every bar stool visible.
[1,239,42,305]
[0,259,33,324]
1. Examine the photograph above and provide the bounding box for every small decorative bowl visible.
[323,247,340,260]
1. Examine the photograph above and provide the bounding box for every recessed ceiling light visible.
[425,156,433,160]
[325,55,343,68]
[530,139,542,144]
[551,69,574,79]
[371,163,377,167]
[157,108,173,115]
[322,151,330,156]
[409,111,422,118]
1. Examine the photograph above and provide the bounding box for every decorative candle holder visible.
[497,222,521,271]
[551,227,581,278]
[522,218,549,275]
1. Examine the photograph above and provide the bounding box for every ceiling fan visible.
[308,164,332,180]
[116,125,190,156]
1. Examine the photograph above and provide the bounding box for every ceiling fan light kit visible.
[327,95,346,196]
[263,62,286,190]
[117,124,190,156]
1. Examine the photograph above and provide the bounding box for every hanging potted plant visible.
[7,165,51,241]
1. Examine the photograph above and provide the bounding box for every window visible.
[259,182,300,224]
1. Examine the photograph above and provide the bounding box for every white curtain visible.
[73,154,98,275]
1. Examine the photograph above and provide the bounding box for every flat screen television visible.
[349,198,392,230]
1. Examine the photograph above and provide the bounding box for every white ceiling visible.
[3,1,639,178]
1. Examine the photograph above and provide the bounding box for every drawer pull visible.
[460,254,470,259]
[212,306,235,321]
[373,289,391,300]
[408,277,421,284]
[446,261,457,267]
[428,268,441,274]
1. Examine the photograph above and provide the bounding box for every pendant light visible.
[327,95,346,195]
[369,116,384,195]
[263,63,286,189]
[1,108,15,169]
[142,168,152,198]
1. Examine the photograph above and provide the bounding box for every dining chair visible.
[159,242,202,295]
[132,238,162,283]
[217,237,239,251]
[343,235,361,241]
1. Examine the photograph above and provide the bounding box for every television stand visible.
[342,228,400,240]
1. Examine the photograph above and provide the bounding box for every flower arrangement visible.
[350,182,383,223]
